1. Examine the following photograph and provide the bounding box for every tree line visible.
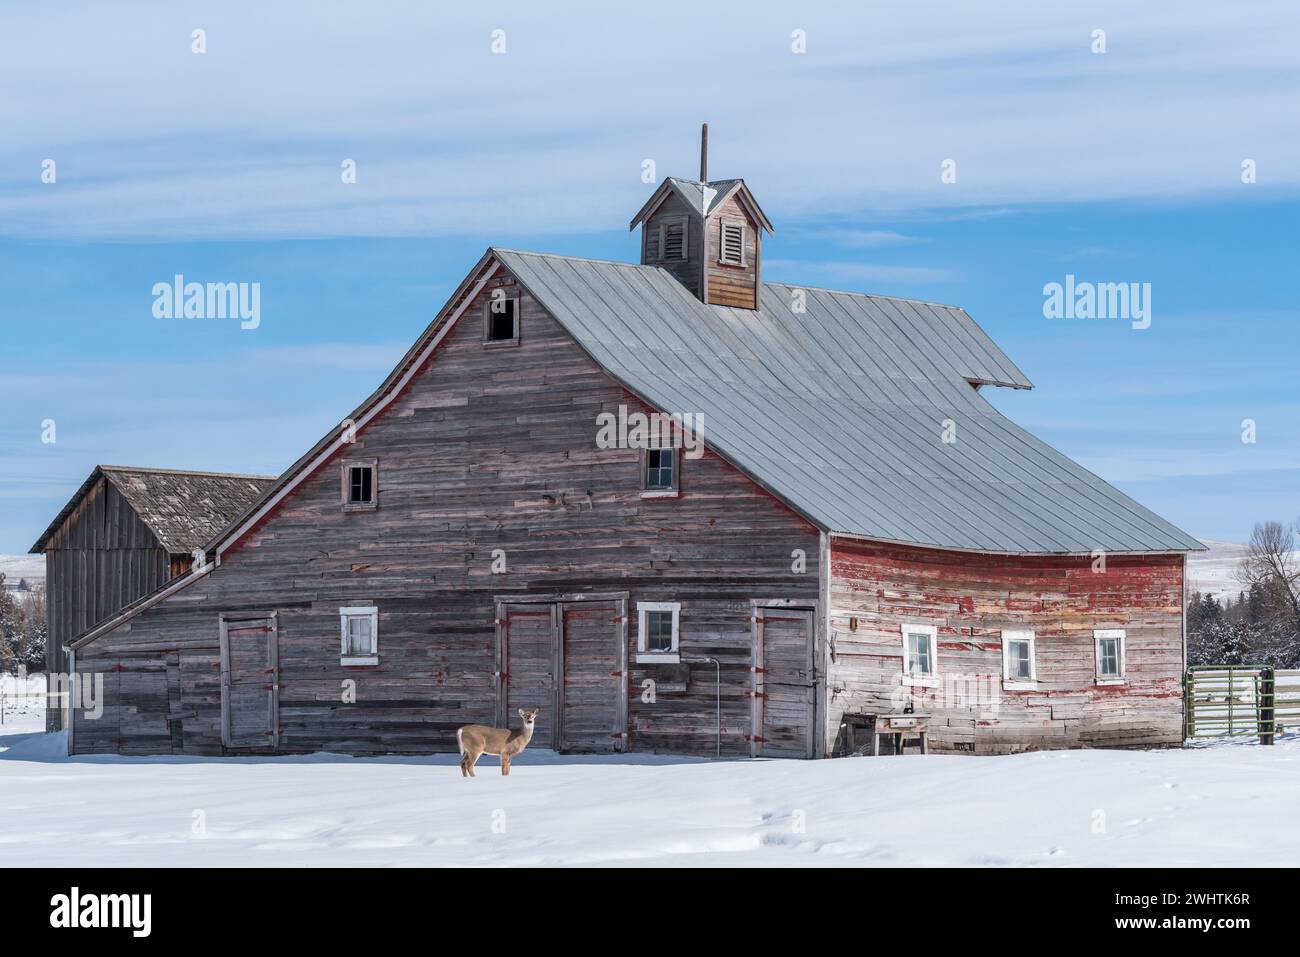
[1187,520,1300,668]
[0,573,46,672]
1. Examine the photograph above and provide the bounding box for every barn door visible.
[219,614,279,750]
[752,606,816,758]
[557,599,628,753]
[496,603,557,748]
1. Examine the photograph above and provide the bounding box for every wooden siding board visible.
[825,538,1185,755]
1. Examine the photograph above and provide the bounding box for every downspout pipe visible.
[682,656,721,757]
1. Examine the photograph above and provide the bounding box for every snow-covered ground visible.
[1,715,1296,867]
[0,554,44,592]
[0,673,45,727]
[1187,538,1252,600]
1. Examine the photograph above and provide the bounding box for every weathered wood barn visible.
[55,168,1204,758]
[30,465,276,729]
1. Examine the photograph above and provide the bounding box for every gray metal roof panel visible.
[494,249,1203,554]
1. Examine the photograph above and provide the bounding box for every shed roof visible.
[30,466,278,554]
[494,249,1203,555]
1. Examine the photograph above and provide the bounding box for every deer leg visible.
[501,754,510,776]
[467,750,479,777]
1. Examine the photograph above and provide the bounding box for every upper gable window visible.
[719,218,746,266]
[484,291,519,344]
[651,216,688,262]
[641,447,679,498]
[341,459,377,510]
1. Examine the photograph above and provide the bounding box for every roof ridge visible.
[759,279,966,312]
[493,247,967,310]
[491,248,662,270]
[99,465,279,480]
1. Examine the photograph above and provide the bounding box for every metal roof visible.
[495,249,1204,555]
[31,466,278,554]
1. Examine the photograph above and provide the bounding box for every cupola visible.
[628,124,774,309]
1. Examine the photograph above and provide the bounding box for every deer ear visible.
[518,708,525,718]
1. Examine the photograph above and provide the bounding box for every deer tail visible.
[456,727,464,757]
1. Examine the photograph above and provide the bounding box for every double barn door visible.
[495,595,629,753]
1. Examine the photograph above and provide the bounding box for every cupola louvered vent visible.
[661,220,686,260]
[719,219,745,265]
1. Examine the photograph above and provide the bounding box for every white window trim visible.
[1001,628,1037,690]
[637,601,680,663]
[901,623,938,687]
[1094,628,1126,684]
[340,605,379,666]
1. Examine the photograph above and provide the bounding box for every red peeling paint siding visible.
[825,539,1185,755]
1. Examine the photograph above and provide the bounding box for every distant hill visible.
[0,554,45,592]
[1187,539,1254,601]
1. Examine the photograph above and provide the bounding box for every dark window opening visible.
[645,448,675,490]
[348,465,374,504]
[488,298,517,341]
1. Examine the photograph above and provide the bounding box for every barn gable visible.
[68,271,823,756]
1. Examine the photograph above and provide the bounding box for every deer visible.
[456,708,539,777]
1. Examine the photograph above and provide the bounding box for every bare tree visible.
[1237,519,1300,616]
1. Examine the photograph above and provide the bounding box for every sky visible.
[1,0,1297,553]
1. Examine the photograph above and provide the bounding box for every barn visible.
[30,465,276,730]
[56,166,1203,758]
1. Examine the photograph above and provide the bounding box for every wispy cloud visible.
[765,258,958,286]
[813,229,922,249]
[1,0,1297,239]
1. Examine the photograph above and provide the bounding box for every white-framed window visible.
[340,606,378,666]
[1001,628,1037,689]
[637,601,680,663]
[901,623,938,686]
[1095,629,1126,684]
[719,217,746,266]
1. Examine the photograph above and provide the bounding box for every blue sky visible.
[2,0,1297,553]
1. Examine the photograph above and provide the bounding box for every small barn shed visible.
[53,162,1203,758]
[30,465,276,729]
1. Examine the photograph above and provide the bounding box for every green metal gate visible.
[1185,665,1300,743]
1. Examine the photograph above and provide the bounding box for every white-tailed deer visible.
[457,708,539,777]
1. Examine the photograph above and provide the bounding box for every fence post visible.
[1183,669,1193,739]
[1260,666,1275,746]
